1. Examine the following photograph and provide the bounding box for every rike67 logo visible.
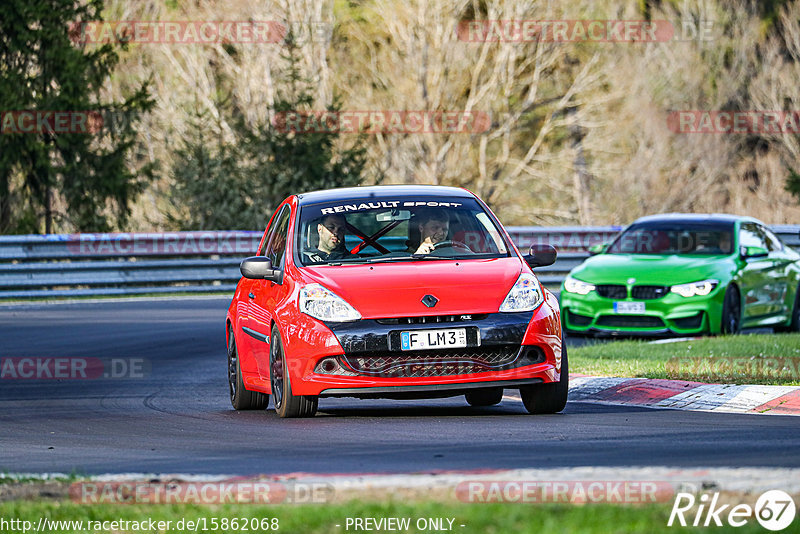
[668,490,796,531]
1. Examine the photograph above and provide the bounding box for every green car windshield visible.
[607,222,735,255]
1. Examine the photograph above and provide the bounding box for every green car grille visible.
[596,284,627,299]
[631,285,669,299]
[566,311,593,326]
[595,284,670,300]
[596,315,665,328]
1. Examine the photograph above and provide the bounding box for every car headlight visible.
[499,273,544,312]
[299,283,361,322]
[563,275,596,295]
[670,279,719,298]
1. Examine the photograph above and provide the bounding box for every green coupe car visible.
[560,214,800,336]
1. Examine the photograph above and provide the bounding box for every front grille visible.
[596,284,628,299]
[566,310,593,327]
[596,315,665,328]
[376,314,488,325]
[339,346,543,378]
[631,285,669,300]
[672,312,704,329]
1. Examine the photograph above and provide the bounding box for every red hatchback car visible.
[226,185,566,417]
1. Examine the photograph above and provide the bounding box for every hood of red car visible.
[301,257,524,319]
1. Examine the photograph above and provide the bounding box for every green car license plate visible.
[614,301,645,314]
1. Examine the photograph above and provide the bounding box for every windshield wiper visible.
[322,255,454,266]
[321,256,414,266]
[409,254,454,260]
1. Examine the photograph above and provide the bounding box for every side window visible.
[739,223,768,250]
[761,226,784,252]
[258,207,282,256]
[264,206,291,268]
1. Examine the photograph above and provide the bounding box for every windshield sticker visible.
[320,200,463,215]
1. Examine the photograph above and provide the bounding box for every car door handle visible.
[248,292,255,299]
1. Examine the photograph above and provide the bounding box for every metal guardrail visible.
[0,226,798,299]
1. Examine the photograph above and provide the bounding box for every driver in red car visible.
[304,214,356,263]
[410,208,450,254]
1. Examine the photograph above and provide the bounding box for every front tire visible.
[775,285,800,333]
[721,285,741,335]
[270,325,318,418]
[465,387,503,407]
[520,343,569,414]
[228,325,269,410]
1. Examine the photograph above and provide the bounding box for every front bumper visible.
[286,296,563,396]
[560,285,725,336]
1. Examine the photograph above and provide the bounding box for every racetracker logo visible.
[666,356,800,382]
[69,21,332,45]
[457,20,676,42]
[1,110,141,135]
[69,21,285,44]
[0,357,148,380]
[70,481,334,504]
[667,111,800,134]
[271,111,491,134]
[66,232,260,256]
[0,111,103,135]
[507,229,621,252]
[456,481,675,503]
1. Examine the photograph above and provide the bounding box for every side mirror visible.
[588,243,608,256]
[240,257,282,283]
[524,244,557,268]
[740,246,768,259]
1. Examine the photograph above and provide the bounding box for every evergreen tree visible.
[171,42,365,231]
[0,0,153,233]
[787,169,800,203]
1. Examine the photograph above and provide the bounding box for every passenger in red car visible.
[304,214,356,262]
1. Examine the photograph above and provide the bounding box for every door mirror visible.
[740,246,768,259]
[588,243,608,256]
[524,244,557,268]
[240,257,281,282]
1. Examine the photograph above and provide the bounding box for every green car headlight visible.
[670,279,719,298]
[564,275,596,295]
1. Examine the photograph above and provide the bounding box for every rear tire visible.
[465,387,503,407]
[270,325,318,418]
[520,344,569,414]
[721,285,741,335]
[228,325,269,410]
[775,285,800,333]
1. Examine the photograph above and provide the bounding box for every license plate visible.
[614,301,646,314]
[400,328,468,351]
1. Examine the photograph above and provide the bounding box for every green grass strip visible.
[571,333,800,385]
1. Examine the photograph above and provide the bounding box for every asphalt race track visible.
[1,297,799,475]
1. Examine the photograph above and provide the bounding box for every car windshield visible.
[607,222,735,255]
[296,195,511,266]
